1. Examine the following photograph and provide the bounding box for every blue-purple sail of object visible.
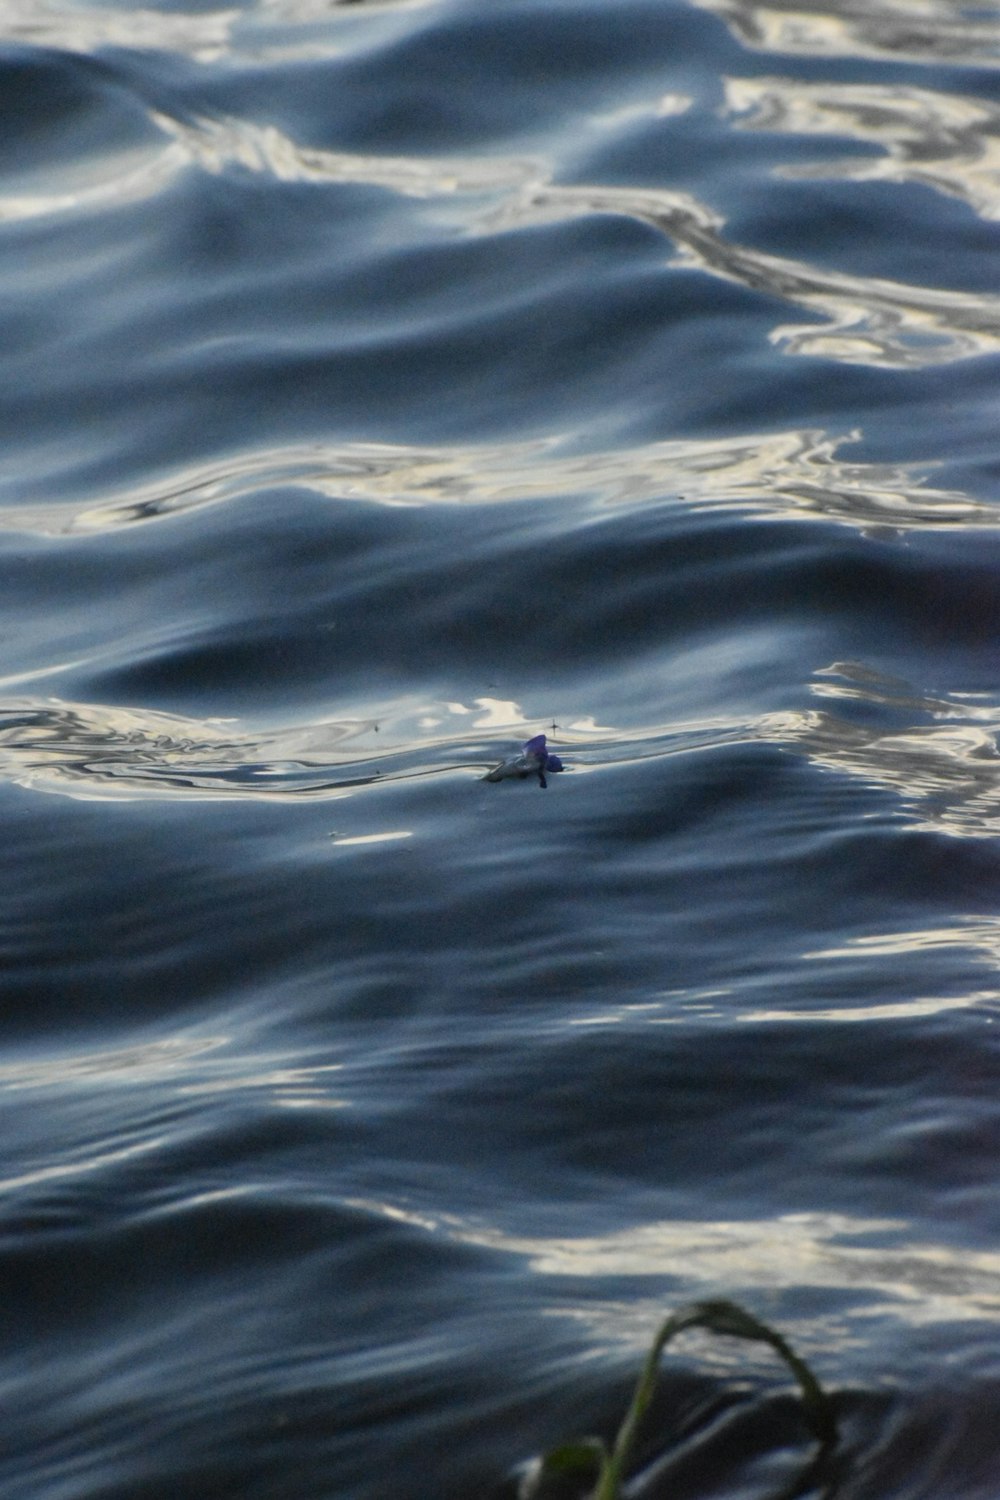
[484,733,565,789]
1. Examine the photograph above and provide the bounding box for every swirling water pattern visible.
[1,2,1000,1497]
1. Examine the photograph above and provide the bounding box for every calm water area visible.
[2,2,1000,1497]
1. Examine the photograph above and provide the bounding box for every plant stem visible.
[591,1299,837,1500]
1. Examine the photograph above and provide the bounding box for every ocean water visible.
[2,2,1000,1497]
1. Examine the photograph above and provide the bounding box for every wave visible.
[2,428,985,536]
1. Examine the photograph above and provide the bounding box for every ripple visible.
[484,180,1000,368]
[0,692,762,801]
[0,1033,225,1092]
[0,4,239,62]
[0,104,538,226]
[0,1029,348,1158]
[0,0,432,64]
[727,76,1000,222]
[759,662,1000,837]
[2,427,985,536]
[348,1198,1000,1330]
[566,987,994,1027]
[695,0,1000,69]
[0,693,585,801]
[6,94,997,378]
[148,108,537,198]
[0,143,185,223]
[0,695,398,801]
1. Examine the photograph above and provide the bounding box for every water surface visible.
[2,1,1000,1497]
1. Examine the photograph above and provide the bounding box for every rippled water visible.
[3,2,1000,1498]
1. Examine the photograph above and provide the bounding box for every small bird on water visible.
[484,733,564,789]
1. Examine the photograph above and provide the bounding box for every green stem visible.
[592,1299,837,1500]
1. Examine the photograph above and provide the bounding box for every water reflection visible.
[487,181,1000,367]
[0,691,758,801]
[0,147,183,224]
[332,829,414,846]
[0,1030,347,1109]
[0,3,238,61]
[760,662,1000,838]
[4,665,1000,834]
[739,992,996,1023]
[3,428,985,536]
[0,109,536,226]
[809,917,1000,964]
[150,110,537,198]
[258,0,432,13]
[0,0,430,63]
[0,1132,170,1196]
[353,1197,1000,1330]
[727,77,1000,222]
[0,694,555,800]
[155,103,1000,367]
[695,0,1000,69]
[0,1033,224,1090]
[3,92,998,372]
[569,988,991,1026]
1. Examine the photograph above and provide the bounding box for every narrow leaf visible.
[593,1299,837,1500]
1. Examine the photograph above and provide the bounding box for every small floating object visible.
[484,733,564,789]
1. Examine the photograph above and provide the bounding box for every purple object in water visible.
[484,733,565,788]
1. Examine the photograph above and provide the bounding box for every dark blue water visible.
[2,3,1000,1497]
